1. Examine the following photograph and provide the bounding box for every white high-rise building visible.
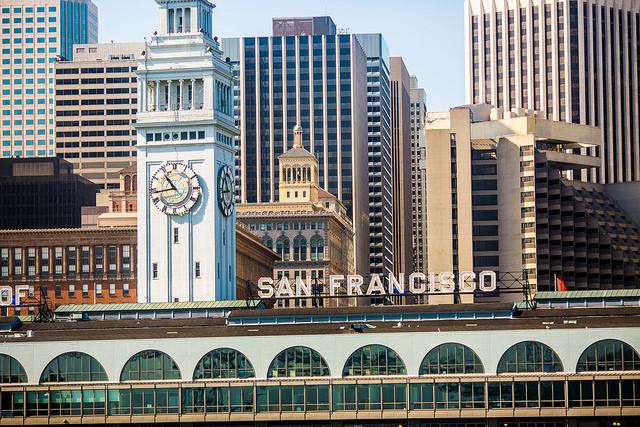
[135,0,239,303]
[465,0,640,184]
[0,0,98,158]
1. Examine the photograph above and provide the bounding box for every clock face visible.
[217,165,235,217]
[150,162,202,216]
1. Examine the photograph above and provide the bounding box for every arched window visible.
[193,348,255,379]
[0,354,27,383]
[124,175,131,192]
[276,236,290,261]
[576,339,640,372]
[263,236,273,251]
[497,341,563,373]
[40,352,107,383]
[293,235,307,261]
[343,345,407,376]
[120,350,181,381]
[420,343,484,375]
[132,175,137,192]
[268,346,330,378]
[310,236,324,261]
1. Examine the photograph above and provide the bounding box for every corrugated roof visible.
[55,300,262,313]
[535,290,640,299]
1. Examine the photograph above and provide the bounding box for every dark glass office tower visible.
[222,22,371,275]
[354,34,393,276]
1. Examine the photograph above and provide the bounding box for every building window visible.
[123,283,129,297]
[195,262,201,278]
[40,352,107,383]
[94,246,104,275]
[82,284,89,297]
[293,236,307,261]
[152,263,158,279]
[343,345,407,376]
[122,245,131,274]
[81,246,90,273]
[262,236,273,250]
[310,236,324,261]
[54,285,61,298]
[497,341,564,373]
[68,284,75,297]
[267,346,330,378]
[420,343,485,375]
[13,248,22,276]
[109,283,116,296]
[173,228,179,244]
[1,248,9,277]
[108,245,117,274]
[27,247,36,276]
[0,354,27,384]
[120,350,181,381]
[576,340,640,372]
[40,247,49,275]
[95,284,102,296]
[276,236,290,261]
[194,348,255,379]
[54,247,63,275]
[67,246,76,274]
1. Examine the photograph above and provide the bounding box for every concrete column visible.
[154,81,160,112]
[190,79,196,110]
[167,80,173,111]
[178,80,184,110]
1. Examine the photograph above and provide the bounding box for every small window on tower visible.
[195,262,201,278]
[152,263,158,279]
[198,131,205,139]
[173,227,179,244]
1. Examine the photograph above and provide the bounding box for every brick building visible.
[0,227,137,316]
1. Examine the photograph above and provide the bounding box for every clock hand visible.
[152,188,174,194]
[166,177,177,191]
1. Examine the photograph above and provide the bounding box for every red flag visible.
[555,276,568,292]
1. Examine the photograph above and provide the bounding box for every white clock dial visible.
[150,162,202,216]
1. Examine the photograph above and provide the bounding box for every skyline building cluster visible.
[222,20,418,278]
[1,2,640,426]
[0,0,639,300]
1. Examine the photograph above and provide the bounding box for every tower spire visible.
[293,124,303,149]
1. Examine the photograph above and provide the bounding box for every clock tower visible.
[134,0,238,302]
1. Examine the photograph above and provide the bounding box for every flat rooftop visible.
[4,305,639,344]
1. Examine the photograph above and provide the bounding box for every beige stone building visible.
[237,126,355,308]
[426,105,640,303]
[55,43,143,190]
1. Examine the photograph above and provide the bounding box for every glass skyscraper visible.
[222,21,371,275]
[354,33,393,276]
[1,0,98,158]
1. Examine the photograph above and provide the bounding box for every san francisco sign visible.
[257,271,497,299]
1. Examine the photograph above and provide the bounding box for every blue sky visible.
[94,0,465,111]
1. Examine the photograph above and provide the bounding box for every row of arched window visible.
[263,235,324,261]
[1,339,638,384]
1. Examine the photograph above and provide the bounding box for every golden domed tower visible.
[278,125,320,203]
